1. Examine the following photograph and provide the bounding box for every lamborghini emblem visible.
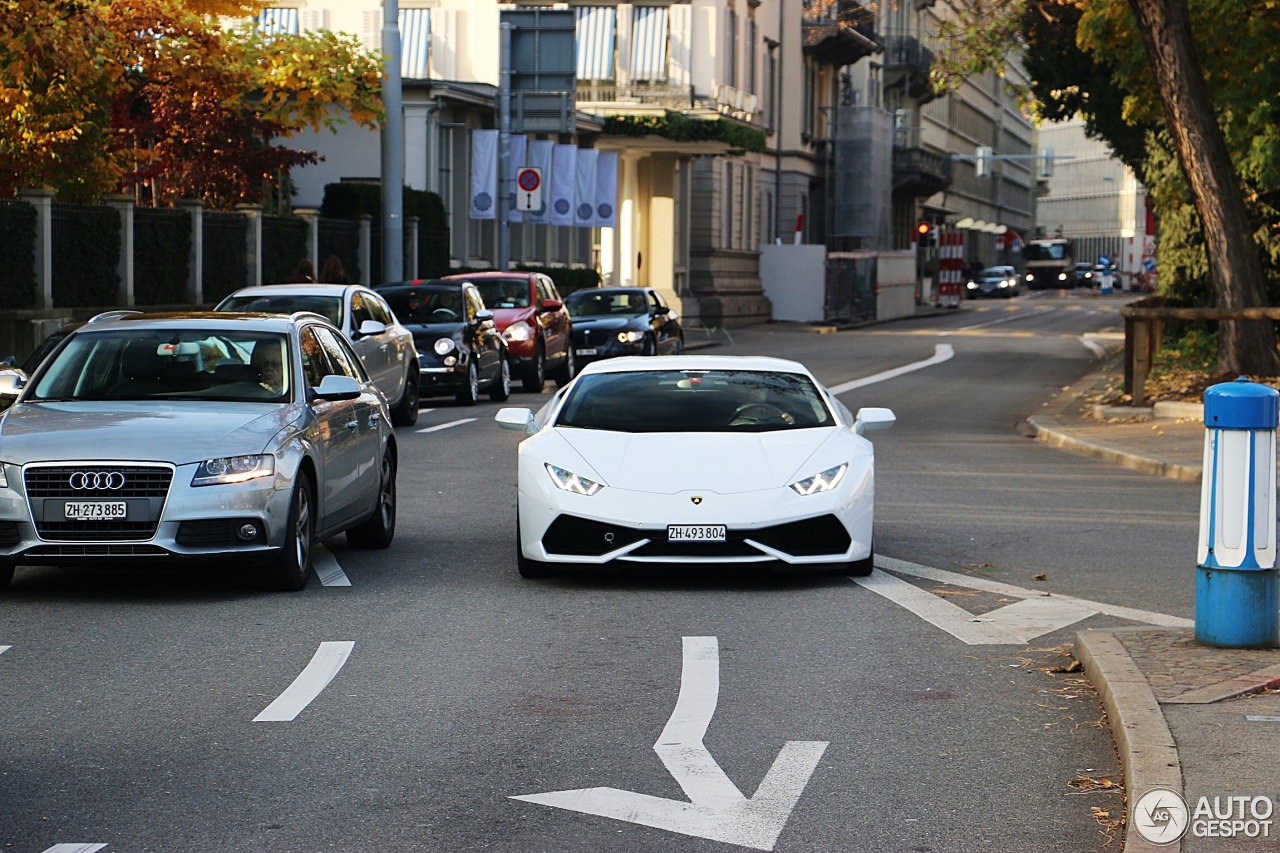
[691,496,703,505]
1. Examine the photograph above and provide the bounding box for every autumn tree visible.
[0,0,382,207]
[933,0,1280,376]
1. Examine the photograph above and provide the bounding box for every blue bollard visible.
[1196,377,1280,648]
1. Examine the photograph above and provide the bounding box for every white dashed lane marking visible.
[313,544,350,587]
[949,307,1057,333]
[416,418,477,434]
[0,645,10,656]
[253,641,354,722]
[41,845,108,853]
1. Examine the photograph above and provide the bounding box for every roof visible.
[87,312,305,333]
[576,355,813,377]
[225,284,359,298]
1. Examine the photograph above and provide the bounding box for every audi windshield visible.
[217,294,343,326]
[28,330,292,404]
[556,370,835,433]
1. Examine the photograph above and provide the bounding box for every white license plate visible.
[576,348,598,356]
[64,501,127,521]
[667,525,726,542]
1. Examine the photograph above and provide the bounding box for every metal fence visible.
[318,219,360,284]
[202,211,247,303]
[824,255,877,322]
[134,207,190,305]
[52,202,120,307]
[0,199,36,309]
[262,215,309,284]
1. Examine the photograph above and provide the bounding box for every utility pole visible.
[497,21,512,272]
[380,0,404,285]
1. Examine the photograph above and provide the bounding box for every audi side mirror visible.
[312,374,361,402]
[854,407,896,435]
[0,373,23,396]
[0,356,14,367]
[357,319,387,337]
[495,407,537,434]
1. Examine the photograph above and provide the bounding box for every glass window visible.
[647,291,662,311]
[367,293,394,325]
[380,285,465,325]
[556,370,835,433]
[464,288,484,321]
[299,327,332,388]
[313,326,366,381]
[472,278,533,309]
[217,294,343,327]
[544,277,562,302]
[565,289,649,317]
[30,329,291,403]
[350,292,376,328]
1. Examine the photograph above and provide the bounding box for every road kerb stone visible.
[1030,414,1203,484]
[1075,629,1183,853]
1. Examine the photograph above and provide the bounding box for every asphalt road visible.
[0,290,1201,852]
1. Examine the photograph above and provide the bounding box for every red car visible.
[443,271,573,392]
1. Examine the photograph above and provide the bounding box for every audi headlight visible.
[503,321,532,343]
[434,338,456,355]
[192,454,275,487]
[545,463,604,496]
[617,330,645,343]
[790,463,848,496]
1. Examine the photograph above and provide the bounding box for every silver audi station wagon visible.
[0,311,397,591]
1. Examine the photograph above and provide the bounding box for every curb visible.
[810,306,974,333]
[1028,414,1202,484]
[1075,630,1183,853]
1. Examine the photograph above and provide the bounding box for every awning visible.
[257,8,299,36]
[400,8,430,79]
[631,6,668,81]
[575,6,616,80]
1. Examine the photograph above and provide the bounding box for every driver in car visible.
[253,342,286,394]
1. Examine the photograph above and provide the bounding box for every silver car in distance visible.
[0,311,398,591]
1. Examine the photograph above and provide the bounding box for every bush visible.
[0,200,36,309]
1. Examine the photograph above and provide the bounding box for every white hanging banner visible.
[470,129,498,220]
[508,135,528,224]
[525,140,554,223]
[574,148,599,227]
[594,151,618,228]
[551,144,577,227]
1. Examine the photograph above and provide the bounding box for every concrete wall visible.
[875,251,917,321]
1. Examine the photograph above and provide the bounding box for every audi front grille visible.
[24,464,174,542]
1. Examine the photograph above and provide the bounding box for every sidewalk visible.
[1028,362,1205,483]
[1034,366,1280,850]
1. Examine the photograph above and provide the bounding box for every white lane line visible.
[1247,716,1280,722]
[853,570,1024,643]
[826,343,954,396]
[1080,337,1107,358]
[41,845,108,853]
[313,544,350,587]
[947,307,1057,333]
[876,555,1193,628]
[0,645,10,656]
[253,641,354,722]
[416,417,477,434]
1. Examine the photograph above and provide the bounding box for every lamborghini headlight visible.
[790,463,848,496]
[545,463,604,496]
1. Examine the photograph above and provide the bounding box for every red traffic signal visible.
[916,222,931,237]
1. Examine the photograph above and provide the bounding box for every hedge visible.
[600,114,768,153]
[0,200,36,309]
[262,215,309,283]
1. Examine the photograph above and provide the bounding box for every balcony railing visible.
[880,34,935,100]
[575,80,759,123]
[891,130,953,197]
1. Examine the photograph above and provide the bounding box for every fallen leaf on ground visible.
[1033,573,1048,581]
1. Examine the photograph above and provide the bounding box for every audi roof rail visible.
[87,310,143,324]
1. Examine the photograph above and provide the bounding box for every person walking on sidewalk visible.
[319,255,351,285]
[284,258,315,283]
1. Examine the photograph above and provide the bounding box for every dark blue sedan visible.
[565,287,684,367]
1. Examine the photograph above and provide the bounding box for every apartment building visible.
[279,0,873,327]
[1036,117,1154,288]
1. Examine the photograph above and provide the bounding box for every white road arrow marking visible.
[253,641,353,722]
[853,569,1097,644]
[0,645,10,656]
[41,845,108,853]
[313,544,350,587]
[511,636,827,851]
[827,344,954,395]
[1080,336,1107,358]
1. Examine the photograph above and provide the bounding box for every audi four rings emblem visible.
[68,471,126,490]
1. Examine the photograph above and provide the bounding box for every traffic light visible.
[916,221,934,247]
